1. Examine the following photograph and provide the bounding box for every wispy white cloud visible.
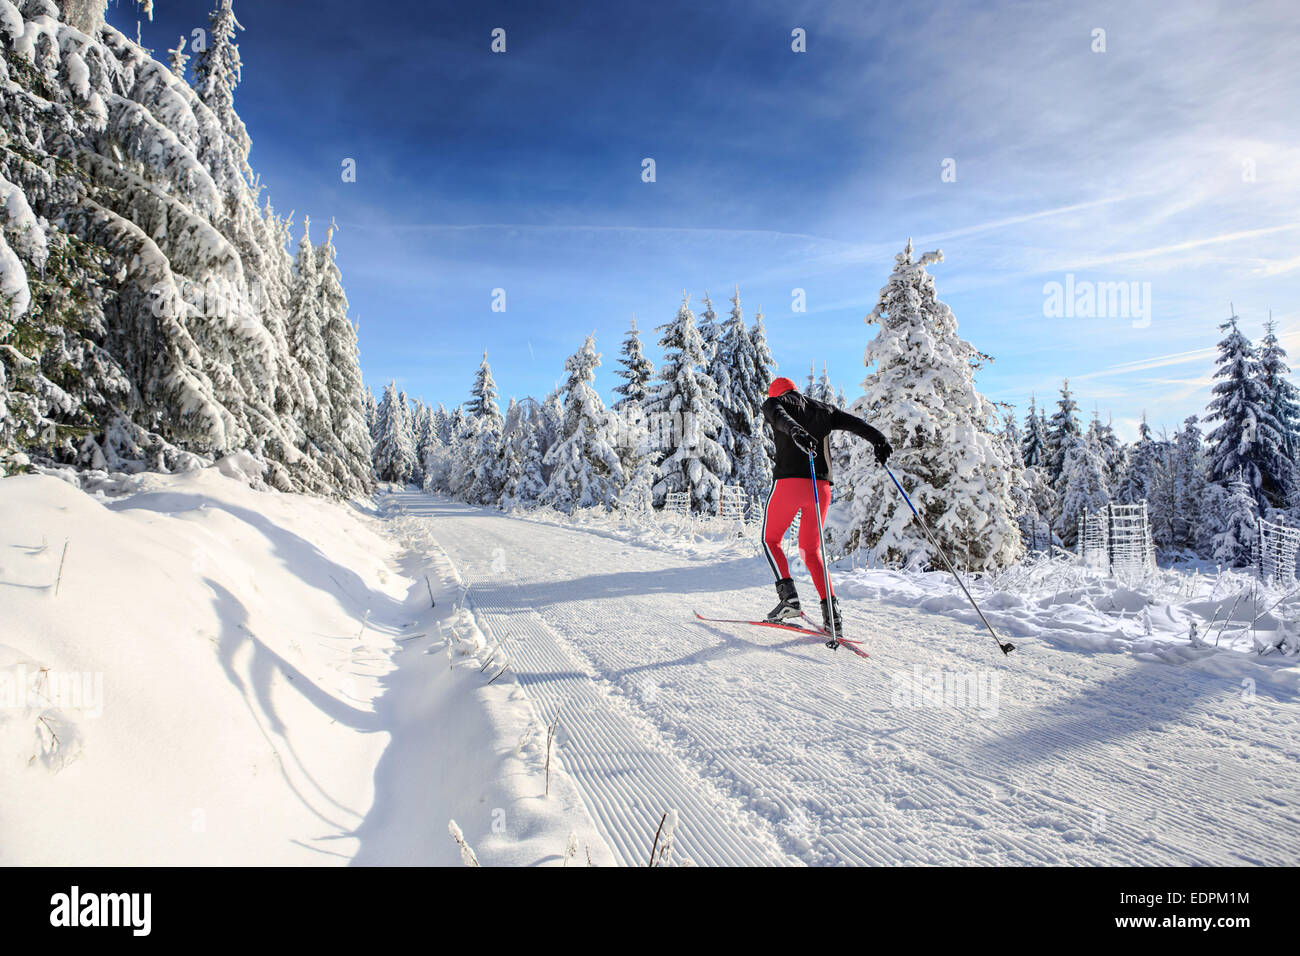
[1074,346,1218,380]
[1061,223,1300,271]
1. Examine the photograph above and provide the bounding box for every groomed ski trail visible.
[390,492,1300,867]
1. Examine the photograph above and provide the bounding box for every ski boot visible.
[766,577,801,622]
[820,596,842,649]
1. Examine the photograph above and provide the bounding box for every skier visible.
[760,377,891,635]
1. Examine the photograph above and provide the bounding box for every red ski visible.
[692,611,869,658]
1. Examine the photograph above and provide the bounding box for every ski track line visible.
[398,502,790,866]
[390,494,1300,867]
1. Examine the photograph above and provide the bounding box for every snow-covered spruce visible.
[644,291,730,512]
[612,314,654,410]
[372,381,417,484]
[499,398,547,508]
[1055,430,1110,547]
[839,240,1021,571]
[0,0,371,494]
[1205,313,1288,510]
[541,335,624,513]
[1260,318,1300,504]
[1020,394,1050,469]
[1046,380,1082,490]
[715,286,775,501]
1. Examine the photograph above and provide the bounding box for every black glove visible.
[792,425,816,456]
[872,437,892,466]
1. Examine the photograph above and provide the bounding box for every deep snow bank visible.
[0,466,611,865]
[836,558,1300,695]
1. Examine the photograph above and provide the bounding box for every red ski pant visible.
[761,477,834,600]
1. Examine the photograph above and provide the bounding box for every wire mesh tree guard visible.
[1257,515,1300,587]
[1078,501,1156,579]
[664,491,691,518]
[718,485,748,523]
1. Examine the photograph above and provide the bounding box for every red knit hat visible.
[767,377,797,398]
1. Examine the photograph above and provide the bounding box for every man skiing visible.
[760,377,891,636]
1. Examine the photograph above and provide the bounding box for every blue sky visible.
[111,0,1300,440]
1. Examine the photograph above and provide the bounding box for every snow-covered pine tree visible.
[750,306,776,395]
[411,400,437,473]
[703,295,739,486]
[748,306,777,491]
[1114,414,1157,505]
[250,199,312,458]
[1171,416,1209,554]
[431,403,451,444]
[372,381,416,484]
[193,0,251,177]
[1055,430,1111,548]
[287,219,334,455]
[616,409,657,512]
[643,292,730,511]
[398,388,415,444]
[455,355,504,502]
[607,393,651,509]
[607,317,658,507]
[1259,316,1300,506]
[1205,312,1287,508]
[2,3,345,488]
[403,398,427,486]
[364,387,378,439]
[1000,408,1035,545]
[500,401,546,508]
[466,351,502,423]
[1046,380,1081,490]
[464,417,505,505]
[1214,472,1259,568]
[1146,428,1178,551]
[1002,408,1023,464]
[317,220,372,493]
[612,315,654,409]
[420,404,457,494]
[814,364,836,404]
[439,405,476,498]
[717,286,771,500]
[1087,408,1124,487]
[541,335,624,512]
[697,290,720,365]
[0,131,112,470]
[1021,395,1050,468]
[1019,466,1058,553]
[841,241,1022,570]
[534,389,563,480]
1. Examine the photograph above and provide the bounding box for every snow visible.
[0,469,612,866]
[0,171,48,318]
[396,491,1300,866]
[839,559,1300,694]
[0,231,29,318]
[4,471,1298,865]
[64,49,90,99]
[0,2,23,45]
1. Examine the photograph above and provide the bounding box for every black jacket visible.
[761,391,887,484]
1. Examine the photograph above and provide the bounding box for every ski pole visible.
[808,449,839,649]
[884,465,1016,656]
